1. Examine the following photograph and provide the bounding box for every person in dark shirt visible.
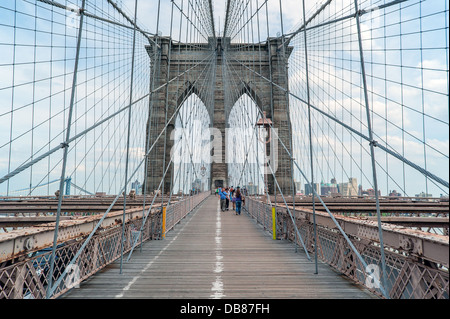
[224,187,230,210]
[230,186,235,210]
[234,187,245,215]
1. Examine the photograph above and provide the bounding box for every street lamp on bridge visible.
[256,111,272,201]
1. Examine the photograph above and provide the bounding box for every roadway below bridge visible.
[61,196,376,299]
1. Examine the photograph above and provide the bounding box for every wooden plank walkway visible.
[62,196,376,299]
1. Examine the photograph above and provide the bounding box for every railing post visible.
[272,206,276,240]
[162,206,167,239]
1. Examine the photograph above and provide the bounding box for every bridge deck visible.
[62,196,376,299]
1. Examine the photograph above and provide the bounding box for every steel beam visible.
[0,205,161,263]
[276,203,449,267]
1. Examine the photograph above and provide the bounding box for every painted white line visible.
[115,202,201,298]
[211,199,225,299]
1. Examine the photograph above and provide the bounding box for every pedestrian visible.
[234,187,245,215]
[231,186,236,211]
[219,188,227,211]
[225,187,230,210]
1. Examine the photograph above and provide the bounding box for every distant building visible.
[361,188,381,196]
[389,190,401,197]
[415,192,432,198]
[305,183,320,196]
[349,178,358,195]
[320,181,338,196]
[131,180,141,195]
[338,178,358,196]
[294,181,302,194]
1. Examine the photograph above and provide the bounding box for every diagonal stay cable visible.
[127,60,217,260]
[0,52,215,186]
[223,49,387,295]
[227,56,449,189]
[223,54,311,259]
[47,49,216,296]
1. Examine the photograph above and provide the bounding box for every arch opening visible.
[172,93,211,194]
[226,93,265,195]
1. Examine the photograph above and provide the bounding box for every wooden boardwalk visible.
[62,196,376,299]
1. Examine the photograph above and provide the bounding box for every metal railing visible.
[245,196,449,299]
[0,192,209,299]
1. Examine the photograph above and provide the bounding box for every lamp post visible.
[200,165,206,192]
[256,111,272,203]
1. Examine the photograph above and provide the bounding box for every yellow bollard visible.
[272,207,276,240]
[162,207,166,239]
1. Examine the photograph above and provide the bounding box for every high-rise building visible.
[338,178,358,196]
[305,183,320,196]
[320,181,338,196]
[349,178,358,196]
[294,181,303,194]
[131,180,141,194]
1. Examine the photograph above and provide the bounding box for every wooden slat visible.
[61,196,377,299]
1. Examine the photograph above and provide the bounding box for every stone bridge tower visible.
[145,37,293,195]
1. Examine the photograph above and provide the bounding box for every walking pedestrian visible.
[219,188,227,211]
[234,187,245,215]
[230,186,236,210]
[225,187,230,210]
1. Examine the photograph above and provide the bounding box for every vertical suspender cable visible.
[300,0,319,274]
[278,0,298,252]
[161,0,175,233]
[353,0,389,298]
[47,0,86,299]
[119,0,139,274]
